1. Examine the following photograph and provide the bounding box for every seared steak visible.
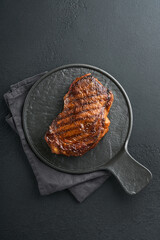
[45,73,114,156]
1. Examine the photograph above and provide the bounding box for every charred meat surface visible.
[45,73,114,156]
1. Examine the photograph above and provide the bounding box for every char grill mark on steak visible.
[56,114,99,128]
[45,73,114,156]
[57,107,101,121]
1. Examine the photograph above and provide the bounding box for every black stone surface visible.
[0,1,159,240]
[23,65,129,173]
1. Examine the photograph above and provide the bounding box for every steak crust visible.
[45,73,114,156]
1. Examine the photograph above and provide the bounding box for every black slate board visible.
[23,64,152,195]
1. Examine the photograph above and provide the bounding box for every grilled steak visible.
[45,73,114,156]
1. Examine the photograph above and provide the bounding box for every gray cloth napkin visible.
[4,72,110,202]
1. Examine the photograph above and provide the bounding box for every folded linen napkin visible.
[4,72,110,202]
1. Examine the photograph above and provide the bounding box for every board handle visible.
[106,149,152,195]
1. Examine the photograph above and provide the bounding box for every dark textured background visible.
[0,1,160,239]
